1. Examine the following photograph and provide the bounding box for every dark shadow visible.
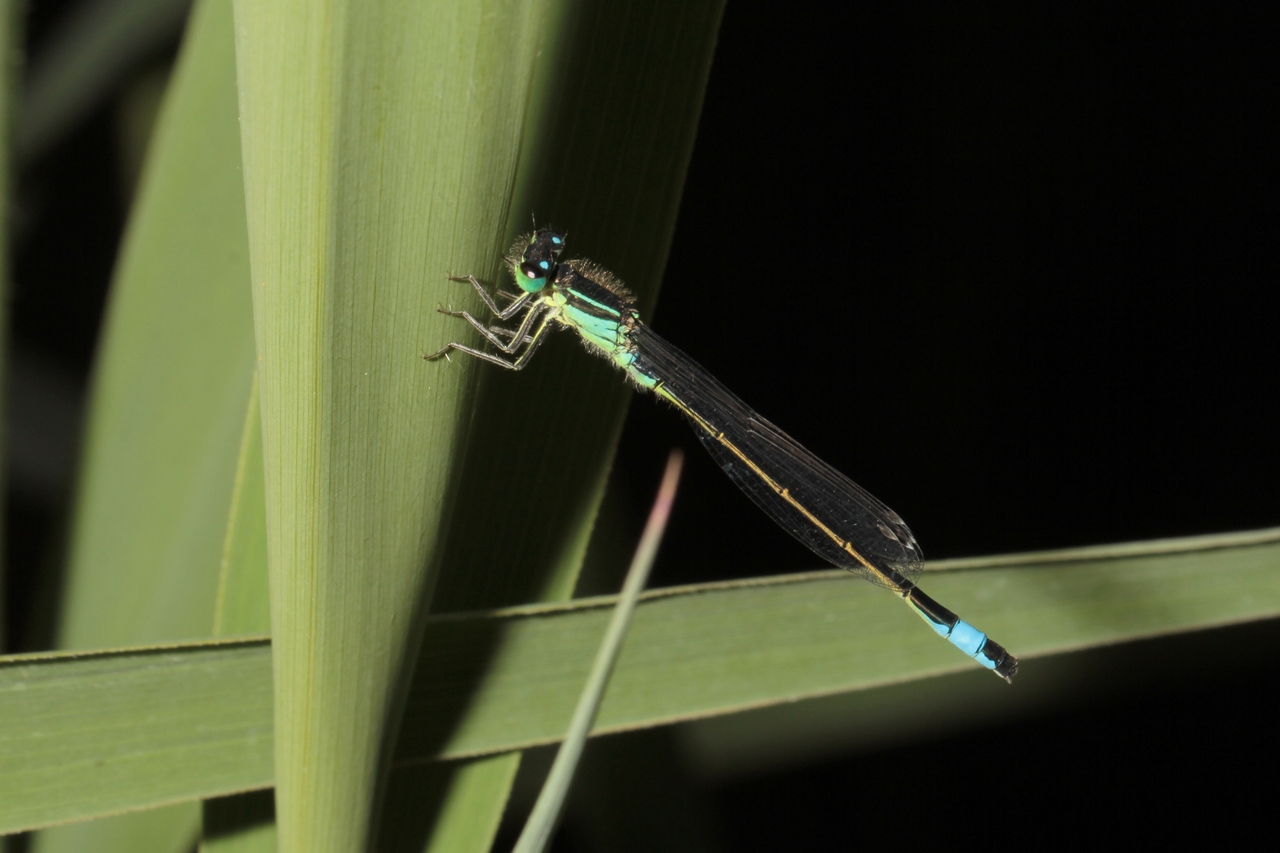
[201,789,276,842]
[372,0,727,848]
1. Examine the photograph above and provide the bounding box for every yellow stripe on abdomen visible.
[655,387,894,588]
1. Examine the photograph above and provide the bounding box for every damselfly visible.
[426,230,1017,682]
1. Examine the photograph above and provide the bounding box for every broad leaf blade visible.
[1,639,273,836]
[232,2,558,849]
[385,0,727,847]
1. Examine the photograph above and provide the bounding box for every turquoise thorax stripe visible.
[561,304,625,353]
[568,288,623,317]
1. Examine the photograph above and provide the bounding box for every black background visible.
[585,3,1280,850]
[7,1,1279,850]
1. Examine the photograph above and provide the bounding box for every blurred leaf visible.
[4,529,1278,835]
[198,372,272,851]
[19,0,192,166]
[210,372,269,639]
[115,64,172,202]
[54,0,250,663]
[36,0,254,849]
[0,0,18,650]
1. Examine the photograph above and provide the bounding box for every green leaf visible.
[398,528,1280,758]
[231,1,564,849]
[382,0,727,846]
[54,0,252,660]
[18,0,192,165]
[0,0,18,651]
[34,0,255,850]
[1,638,272,836]
[4,529,1277,836]
[211,371,270,639]
[232,0,727,847]
[197,375,272,852]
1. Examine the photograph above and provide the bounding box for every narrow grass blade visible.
[210,370,269,639]
[514,451,684,853]
[5,529,1278,835]
[198,372,273,852]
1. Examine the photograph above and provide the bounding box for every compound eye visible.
[518,261,553,291]
[520,259,552,280]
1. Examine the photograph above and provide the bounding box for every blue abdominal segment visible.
[906,587,1015,679]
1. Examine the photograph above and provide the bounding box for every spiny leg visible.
[488,325,534,346]
[503,317,554,369]
[445,274,531,320]
[424,312,555,371]
[436,301,545,355]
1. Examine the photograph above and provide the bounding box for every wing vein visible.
[629,324,922,590]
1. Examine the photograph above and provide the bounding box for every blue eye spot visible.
[539,260,550,270]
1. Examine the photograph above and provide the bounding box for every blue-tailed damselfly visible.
[426,230,1018,682]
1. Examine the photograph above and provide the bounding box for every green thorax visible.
[550,260,640,362]
[505,229,642,369]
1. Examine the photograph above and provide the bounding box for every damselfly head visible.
[508,228,566,294]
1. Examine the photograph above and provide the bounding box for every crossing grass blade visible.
[4,529,1278,835]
